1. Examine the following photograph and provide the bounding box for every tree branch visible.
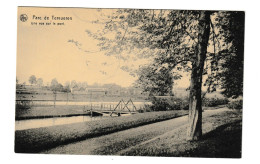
[121,25,128,41]
[210,20,221,51]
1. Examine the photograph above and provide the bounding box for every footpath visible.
[42,108,242,158]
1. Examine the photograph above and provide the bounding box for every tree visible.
[50,78,64,107]
[70,80,78,91]
[36,78,43,87]
[64,81,71,92]
[205,12,244,98]
[50,78,64,92]
[28,75,37,85]
[63,81,71,103]
[186,11,211,140]
[83,9,244,140]
[135,63,175,97]
[50,78,59,90]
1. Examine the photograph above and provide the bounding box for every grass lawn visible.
[120,109,242,158]
[15,110,188,153]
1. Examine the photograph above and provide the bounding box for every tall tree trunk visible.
[187,11,211,141]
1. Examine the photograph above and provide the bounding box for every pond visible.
[15,115,105,131]
[15,113,132,131]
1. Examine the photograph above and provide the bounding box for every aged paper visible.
[16,7,244,157]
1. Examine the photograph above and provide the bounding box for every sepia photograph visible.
[14,6,244,158]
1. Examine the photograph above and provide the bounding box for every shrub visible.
[15,100,33,118]
[203,98,229,107]
[149,96,189,111]
[15,100,32,110]
[227,99,243,110]
[137,104,153,113]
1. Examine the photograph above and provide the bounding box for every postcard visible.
[15,7,244,157]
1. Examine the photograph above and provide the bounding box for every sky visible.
[17,7,190,88]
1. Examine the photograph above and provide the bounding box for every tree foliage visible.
[28,75,37,85]
[36,78,43,87]
[202,11,244,98]
[50,78,63,92]
[85,9,244,99]
[135,61,183,96]
[83,9,244,140]
[216,12,244,98]
[85,10,203,95]
[135,64,173,96]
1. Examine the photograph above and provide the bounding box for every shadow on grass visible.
[175,120,242,158]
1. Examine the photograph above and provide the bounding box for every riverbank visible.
[42,108,242,158]
[15,110,188,153]
[15,103,223,120]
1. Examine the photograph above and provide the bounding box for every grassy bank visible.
[15,110,188,153]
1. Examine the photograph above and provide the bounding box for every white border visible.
[1,0,260,164]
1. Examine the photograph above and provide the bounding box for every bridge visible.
[86,99,138,117]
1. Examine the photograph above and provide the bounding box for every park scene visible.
[15,7,244,157]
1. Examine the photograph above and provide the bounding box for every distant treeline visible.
[16,77,145,97]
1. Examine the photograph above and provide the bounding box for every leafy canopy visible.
[83,9,244,98]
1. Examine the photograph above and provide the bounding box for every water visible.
[15,115,104,131]
[15,113,132,131]
[15,100,148,131]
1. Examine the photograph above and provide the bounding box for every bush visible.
[137,104,153,113]
[203,98,229,107]
[147,97,229,111]
[227,99,243,110]
[16,100,32,110]
[15,100,33,118]
[149,96,189,111]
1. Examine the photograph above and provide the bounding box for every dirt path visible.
[41,108,235,155]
